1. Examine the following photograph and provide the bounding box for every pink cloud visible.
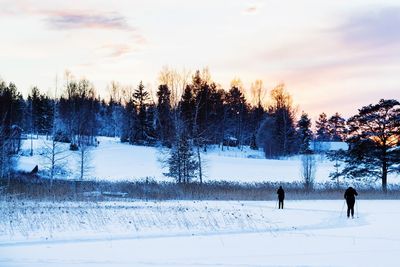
[45,11,134,31]
[100,44,134,58]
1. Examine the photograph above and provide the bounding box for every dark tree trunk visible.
[382,160,388,193]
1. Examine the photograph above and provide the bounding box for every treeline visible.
[1,70,347,152]
[1,69,399,190]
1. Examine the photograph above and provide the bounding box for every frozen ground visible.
[17,136,384,184]
[0,199,399,266]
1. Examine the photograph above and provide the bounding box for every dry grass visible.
[1,172,399,201]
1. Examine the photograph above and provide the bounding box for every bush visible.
[69,143,79,151]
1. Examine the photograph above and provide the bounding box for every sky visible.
[0,0,399,119]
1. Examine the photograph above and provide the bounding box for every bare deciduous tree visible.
[301,154,316,191]
[42,76,69,187]
[42,133,69,186]
[249,80,267,108]
[77,135,93,181]
[158,66,191,107]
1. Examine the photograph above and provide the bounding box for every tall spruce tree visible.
[132,81,150,144]
[207,85,225,145]
[165,131,198,183]
[315,112,330,141]
[156,84,174,147]
[327,112,347,141]
[121,97,137,144]
[297,112,312,153]
[28,87,53,135]
[180,85,195,136]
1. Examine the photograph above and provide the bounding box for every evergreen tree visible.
[121,97,137,144]
[327,112,346,141]
[156,84,174,147]
[27,87,53,135]
[0,81,24,129]
[329,99,400,192]
[191,71,216,146]
[258,84,297,158]
[249,104,265,150]
[165,131,198,183]
[225,86,247,147]
[58,78,98,146]
[315,112,330,141]
[0,81,24,178]
[145,103,157,143]
[179,85,195,136]
[132,81,151,144]
[297,112,312,153]
[207,86,225,145]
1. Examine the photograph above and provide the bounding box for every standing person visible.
[277,186,285,209]
[344,186,358,218]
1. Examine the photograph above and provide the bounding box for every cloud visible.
[1,2,146,59]
[43,10,147,52]
[335,6,400,47]
[244,6,258,14]
[45,11,133,31]
[100,44,134,58]
[1,2,140,33]
[253,7,400,87]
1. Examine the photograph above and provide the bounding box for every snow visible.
[0,199,399,266]
[16,136,382,184]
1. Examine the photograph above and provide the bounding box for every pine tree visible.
[180,85,195,136]
[297,112,312,153]
[58,78,98,146]
[327,112,346,141]
[225,86,247,148]
[132,81,150,144]
[121,98,137,144]
[165,131,198,183]
[208,86,225,145]
[0,81,24,179]
[315,112,330,141]
[328,99,400,192]
[27,87,54,136]
[156,84,174,147]
[249,104,265,150]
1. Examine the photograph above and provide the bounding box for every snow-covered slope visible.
[16,136,395,184]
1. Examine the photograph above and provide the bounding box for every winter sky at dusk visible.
[1,0,399,119]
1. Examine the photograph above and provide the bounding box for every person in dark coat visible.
[344,186,358,218]
[277,186,285,209]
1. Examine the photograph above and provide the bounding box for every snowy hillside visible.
[16,136,396,184]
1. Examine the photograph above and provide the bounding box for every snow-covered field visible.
[1,199,399,266]
[10,137,400,265]
[16,136,366,184]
